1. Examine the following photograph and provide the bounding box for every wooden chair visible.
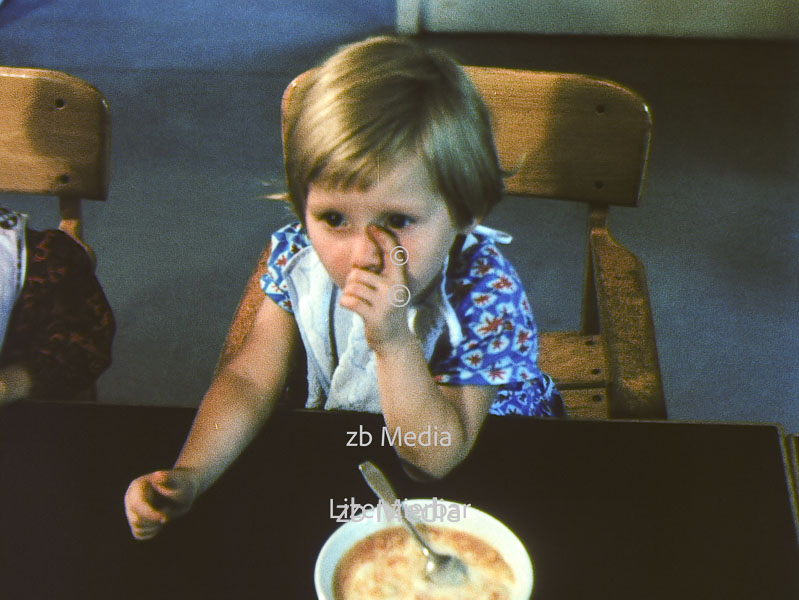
[218,67,667,420]
[0,67,111,401]
[788,433,799,507]
[0,67,111,263]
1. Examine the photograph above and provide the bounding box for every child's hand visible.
[339,224,413,353]
[124,468,199,540]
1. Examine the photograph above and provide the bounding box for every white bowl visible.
[315,498,533,599]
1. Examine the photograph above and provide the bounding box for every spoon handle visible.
[358,461,433,555]
[359,461,400,504]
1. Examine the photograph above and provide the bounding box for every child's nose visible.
[351,228,383,273]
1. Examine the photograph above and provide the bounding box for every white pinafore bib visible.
[281,225,511,412]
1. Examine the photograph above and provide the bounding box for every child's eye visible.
[385,214,414,230]
[320,212,344,227]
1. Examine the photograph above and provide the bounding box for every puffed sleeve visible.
[432,241,565,417]
[0,229,115,398]
[259,221,311,314]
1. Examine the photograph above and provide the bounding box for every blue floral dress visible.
[261,222,565,417]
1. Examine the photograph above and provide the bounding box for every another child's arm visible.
[0,363,33,405]
[124,295,300,540]
[339,225,494,479]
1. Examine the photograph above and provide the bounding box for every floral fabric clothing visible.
[0,228,115,398]
[261,222,564,417]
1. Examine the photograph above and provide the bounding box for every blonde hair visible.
[283,36,502,229]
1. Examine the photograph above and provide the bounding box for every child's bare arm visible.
[125,296,299,540]
[374,338,495,479]
[173,295,300,493]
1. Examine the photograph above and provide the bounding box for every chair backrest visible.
[464,67,651,205]
[0,67,111,259]
[280,66,651,208]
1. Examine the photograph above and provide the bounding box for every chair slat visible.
[538,331,606,389]
[561,388,608,419]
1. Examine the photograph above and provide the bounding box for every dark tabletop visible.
[1,401,797,599]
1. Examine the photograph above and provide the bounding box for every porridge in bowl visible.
[315,499,533,600]
[333,525,514,599]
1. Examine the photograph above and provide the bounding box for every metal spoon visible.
[358,461,468,586]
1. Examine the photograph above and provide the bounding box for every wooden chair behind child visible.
[0,67,111,401]
[0,66,110,264]
[218,66,666,420]
[788,433,799,502]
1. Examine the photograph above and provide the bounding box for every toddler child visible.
[125,35,564,541]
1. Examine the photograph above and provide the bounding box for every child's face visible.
[305,156,473,303]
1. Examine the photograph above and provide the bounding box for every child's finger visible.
[125,486,168,527]
[132,527,161,541]
[130,517,165,540]
[345,267,380,291]
[340,291,374,310]
[366,225,407,283]
[151,478,182,499]
[151,470,193,504]
[131,502,168,528]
